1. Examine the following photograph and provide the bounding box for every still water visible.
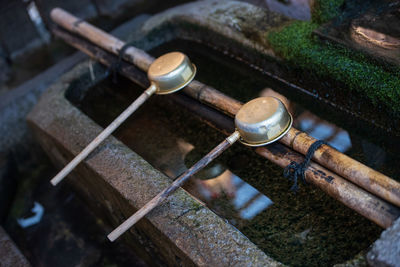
[67,40,400,266]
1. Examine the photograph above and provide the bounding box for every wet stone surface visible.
[367,217,400,267]
[0,226,30,267]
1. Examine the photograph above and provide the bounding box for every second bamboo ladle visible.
[50,52,196,186]
[108,96,293,241]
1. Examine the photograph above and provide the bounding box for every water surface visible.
[66,40,400,266]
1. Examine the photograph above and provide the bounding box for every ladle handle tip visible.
[107,189,165,241]
[49,85,157,186]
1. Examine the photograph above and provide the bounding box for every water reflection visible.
[297,111,352,152]
[260,88,352,153]
[196,167,273,220]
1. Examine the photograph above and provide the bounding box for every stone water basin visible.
[28,1,400,265]
[29,36,400,265]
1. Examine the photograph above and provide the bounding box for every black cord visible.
[109,42,134,83]
[283,140,328,192]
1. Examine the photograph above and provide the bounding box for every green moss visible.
[267,20,400,114]
[312,0,345,24]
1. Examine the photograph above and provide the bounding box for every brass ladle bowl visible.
[235,96,292,146]
[148,52,196,94]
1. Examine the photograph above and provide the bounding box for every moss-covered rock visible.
[267,1,400,114]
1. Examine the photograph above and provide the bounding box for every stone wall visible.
[0,227,31,267]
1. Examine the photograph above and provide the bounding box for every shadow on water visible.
[65,40,400,266]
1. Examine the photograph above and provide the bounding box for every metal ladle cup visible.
[235,96,292,146]
[107,96,292,241]
[50,52,196,186]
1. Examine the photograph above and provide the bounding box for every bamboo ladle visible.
[107,96,293,241]
[50,52,196,186]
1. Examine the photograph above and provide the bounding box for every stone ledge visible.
[367,216,400,267]
[0,226,31,267]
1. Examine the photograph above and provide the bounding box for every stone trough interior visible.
[62,38,400,266]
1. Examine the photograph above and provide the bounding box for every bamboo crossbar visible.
[50,9,400,227]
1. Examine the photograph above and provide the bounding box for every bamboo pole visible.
[51,25,400,228]
[50,8,400,208]
[51,8,154,71]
